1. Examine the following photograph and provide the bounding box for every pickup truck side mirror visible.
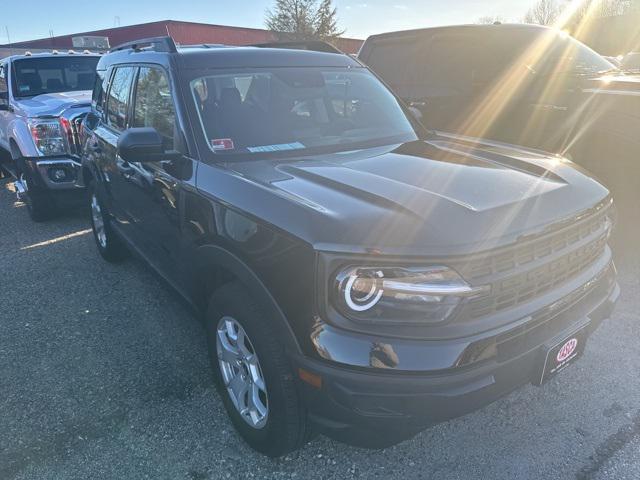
[117,127,165,163]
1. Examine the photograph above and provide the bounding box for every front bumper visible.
[292,261,618,447]
[25,156,84,191]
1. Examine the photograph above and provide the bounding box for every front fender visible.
[8,117,39,158]
[194,245,302,355]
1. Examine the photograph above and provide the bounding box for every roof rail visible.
[110,36,177,53]
[252,41,343,54]
[179,44,228,49]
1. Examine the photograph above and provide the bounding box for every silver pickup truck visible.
[0,52,99,221]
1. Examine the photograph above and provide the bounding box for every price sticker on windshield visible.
[211,138,235,151]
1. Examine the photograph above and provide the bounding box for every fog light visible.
[50,168,68,182]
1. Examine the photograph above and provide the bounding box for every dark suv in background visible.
[359,24,621,153]
[81,37,618,456]
[359,23,640,250]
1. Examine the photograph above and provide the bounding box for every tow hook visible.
[14,176,27,201]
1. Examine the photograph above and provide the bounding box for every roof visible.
[178,46,360,69]
[98,44,360,70]
[365,23,551,42]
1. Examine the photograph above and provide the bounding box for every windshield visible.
[189,67,418,157]
[13,56,99,98]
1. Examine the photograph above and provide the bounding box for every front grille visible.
[455,261,614,368]
[495,261,614,361]
[455,204,611,319]
[69,115,84,155]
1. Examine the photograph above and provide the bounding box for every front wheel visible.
[88,183,128,262]
[206,282,309,457]
[14,160,54,222]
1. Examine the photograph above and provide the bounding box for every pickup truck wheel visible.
[16,169,54,223]
[206,282,309,457]
[88,184,128,262]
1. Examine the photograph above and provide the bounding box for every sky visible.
[4,0,535,44]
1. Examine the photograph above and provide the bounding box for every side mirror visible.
[117,127,164,163]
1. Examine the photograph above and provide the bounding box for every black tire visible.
[88,182,129,263]
[206,282,309,457]
[14,157,54,222]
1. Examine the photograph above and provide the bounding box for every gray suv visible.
[81,37,618,456]
[0,52,99,221]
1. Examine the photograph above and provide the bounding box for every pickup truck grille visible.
[455,204,611,319]
[68,115,84,155]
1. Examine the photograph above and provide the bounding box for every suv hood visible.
[202,134,610,256]
[15,90,92,117]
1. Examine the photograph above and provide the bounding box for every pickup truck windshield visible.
[13,56,99,98]
[189,67,418,157]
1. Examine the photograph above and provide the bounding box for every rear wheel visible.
[88,183,128,262]
[206,282,309,457]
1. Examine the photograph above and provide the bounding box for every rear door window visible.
[106,67,136,131]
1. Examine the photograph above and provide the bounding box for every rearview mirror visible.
[117,127,164,163]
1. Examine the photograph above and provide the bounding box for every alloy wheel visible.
[216,316,269,429]
[91,194,107,249]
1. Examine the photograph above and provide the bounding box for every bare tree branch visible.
[477,15,505,24]
[524,0,560,25]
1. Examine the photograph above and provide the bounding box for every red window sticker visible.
[211,138,235,151]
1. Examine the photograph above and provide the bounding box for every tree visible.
[524,0,560,25]
[476,15,505,24]
[314,0,344,40]
[563,0,633,32]
[266,0,345,42]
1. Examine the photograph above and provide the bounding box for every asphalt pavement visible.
[1,176,639,480]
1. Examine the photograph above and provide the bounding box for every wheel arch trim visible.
[195,244,302,355]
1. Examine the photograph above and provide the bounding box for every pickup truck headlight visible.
[334,265,489,324]
[28,118,70,156]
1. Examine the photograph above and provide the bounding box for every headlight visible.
[28,118,70,156]
[334,266,489,324]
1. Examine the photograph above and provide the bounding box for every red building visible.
[3,20,364,54]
